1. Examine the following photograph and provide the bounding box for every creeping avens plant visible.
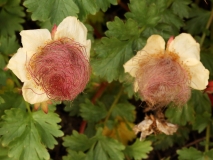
[0,0,213,160]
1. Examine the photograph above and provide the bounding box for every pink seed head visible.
[27,38,90,101]
[136,51,191,110]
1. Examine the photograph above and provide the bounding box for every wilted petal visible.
[156,120,178,135]
[22,80,49,104]
[20,29,51,52]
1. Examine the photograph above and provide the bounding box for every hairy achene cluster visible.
[136,51,191,110]
[27,37,90,101]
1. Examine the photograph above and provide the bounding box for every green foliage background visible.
[0,0,213,159]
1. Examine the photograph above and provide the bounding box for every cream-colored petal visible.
[123,53,142,77]
[85,40,91,60]
[141,35,165,55]
[7,48,28,82]
[168,33,200,61]
[20,29,51,52]
[185,59,209,90]
[134,81,139,92]
[22,80,49,104]
[123,35,165,77]
[54,16,88,45]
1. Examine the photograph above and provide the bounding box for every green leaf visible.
[177,147,213,160]
[24,0,79,24]
[0,0,25,36]
[80,99,107,123]
[96,0,117,12]
[63,150,86,160]
[0,92,27,120]
[105,17,140,40]
[0,108,63,160]
[63,128,125,160]
[0,70,6,85]
[32,110,64,149]
[63,130,93,152]
[64,94,88,116]
[165,104,194,126]
[0,36,19,55]
[0,96,4,104]
[124,139,152,160]
[184,4,210,35]
[125,0,161,27]
[92,38,135,82]
[93,129,125,160]
[192,112,211,133]
[0,140,12,160]
[177,147,203,160]
[189,90,211,113]
[111,102,135,122]
[201,51,213,80]
[171,0,191,18]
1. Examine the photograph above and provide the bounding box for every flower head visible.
[124,33,209,109]
[7,17,91,104]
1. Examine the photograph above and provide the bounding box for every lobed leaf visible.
[171,0,191,18]
[0,0,25,36]
[184,4,210,35]
[111,102,135,122]
[177,147,213,160]
[124,139,152,160]
[92,37,136,82]
[105,17,140,40]
[63,128,125,160]
[80,99,107,123]
[165,104,195,126]
[0,108,63,160]
[24,0,79,24]
[0,36,19,56]
[63,130,93,152]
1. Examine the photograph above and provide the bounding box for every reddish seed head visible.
[27,38,90,101]
[136,51,191,110]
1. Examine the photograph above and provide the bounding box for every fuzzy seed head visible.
[136,51,191,110]
[27,38,90,101]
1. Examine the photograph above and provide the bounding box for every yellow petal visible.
[185,59,209,90]
[20,29,51,52]
[123,35,165,77]
[7,48,28,82]
[22,80,49,104]
[54,16,88,45]
[168,33,200,61]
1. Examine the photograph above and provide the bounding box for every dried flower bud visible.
[133,115,178,140]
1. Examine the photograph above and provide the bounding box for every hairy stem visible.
[104,87,123,124]
[200,7,213,47]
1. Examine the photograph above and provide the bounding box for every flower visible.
[124,33,209,109]
[7,16,91,104]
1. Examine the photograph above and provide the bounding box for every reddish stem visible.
[79,82,108,133]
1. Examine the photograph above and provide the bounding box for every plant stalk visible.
[200,8,213,47]
[104,87,123,124]
[205,124,210,152]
